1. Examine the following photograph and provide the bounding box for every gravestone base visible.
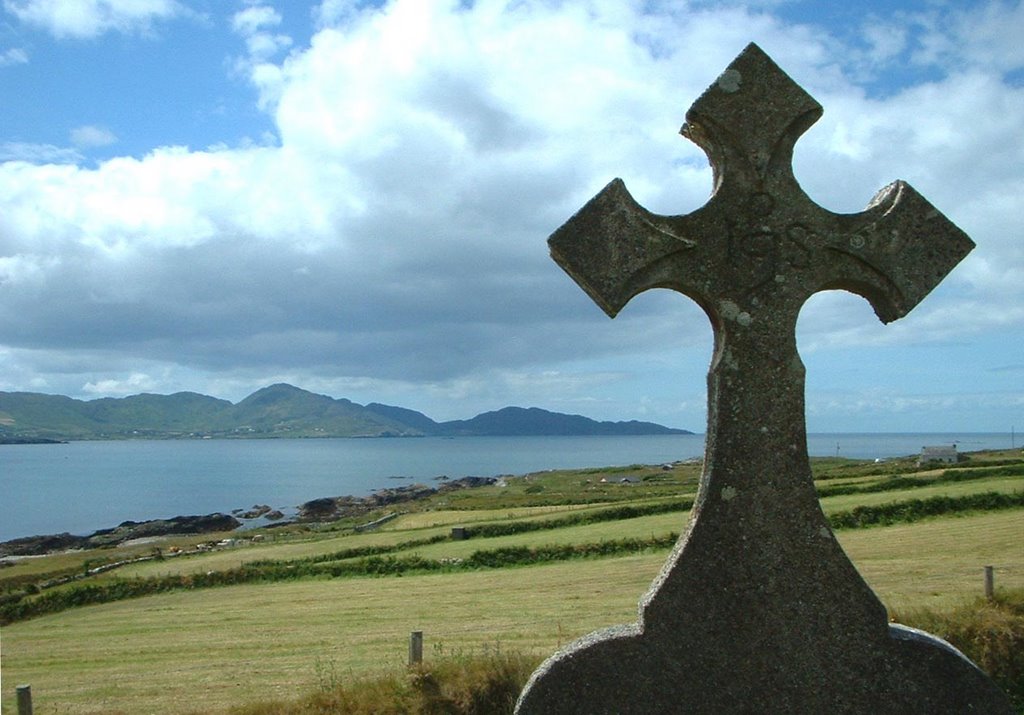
[518,460,1011,713]
[518,610,1009,714]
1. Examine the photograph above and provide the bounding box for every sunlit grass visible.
[1,556,661,714]
[4,509,1022,714]
[841,510,1024,612]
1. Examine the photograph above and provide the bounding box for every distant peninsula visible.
[0,383,691,441]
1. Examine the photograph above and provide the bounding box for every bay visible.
[0,432,1015,542]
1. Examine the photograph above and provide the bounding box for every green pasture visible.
[1,451,1022,714]
[116,527,452,580]
[3,509,1022,714]
[105,470,1023,581]
[115,501,654,580]
[841,509,1023,610]
[1,556,662,714]
[379,499,651,531]
[819,474,1024,511]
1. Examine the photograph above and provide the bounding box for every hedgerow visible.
[3,491,1021,626]
[816,464,1024,499]
[827,491,1024,529]
[464,499,694,539]
[938,464,1024,481]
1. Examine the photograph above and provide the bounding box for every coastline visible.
[0,436,67,445]
[2,433,1017,546]
[0,476,498,558]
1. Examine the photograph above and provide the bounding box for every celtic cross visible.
[516,43,1011,714]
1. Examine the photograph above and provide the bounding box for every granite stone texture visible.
[515,43,1012,714]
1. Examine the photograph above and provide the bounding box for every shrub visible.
[828,491,1024,530]
[227,593,1024,714]
[893,590,1024,712]
[228,648,542,715]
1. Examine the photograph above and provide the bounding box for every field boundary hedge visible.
[3,491,1021,626]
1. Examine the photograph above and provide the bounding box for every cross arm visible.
[548,179,698,318]
[822,180,976,324]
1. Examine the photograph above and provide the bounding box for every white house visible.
[918,445,958,466]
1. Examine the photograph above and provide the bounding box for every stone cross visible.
[516,43,1012,714]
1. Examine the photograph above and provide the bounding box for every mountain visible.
[0,390,233,439]
[0,384,691,440]
[437,406,687,436]
[0,392,103,439]
[364,402,440,433]
[86,392,234,433]
[230,384,415,437]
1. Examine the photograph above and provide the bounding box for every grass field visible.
[1,451,1021,713]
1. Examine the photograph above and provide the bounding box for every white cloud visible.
[912,0,1024,74]
[70,125,118,148]
[314,0,365,28]
[3,0,187,38]
[805,387,1024,432]
[232,3,292,61]
[0,46,28,65]
[0,141,83,163]
[231,4,281,36]
[82,372,160,395]
[860,20,906,65]
[0,1,1021,429]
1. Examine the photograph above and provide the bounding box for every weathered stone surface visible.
[515,43,1012,714]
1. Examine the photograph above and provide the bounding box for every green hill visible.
[229,384,415,437]
[0,384,691,440]
[437,406,686,436]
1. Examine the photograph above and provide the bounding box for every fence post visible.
[409,630,423,666]
[984,565,994,600]
[16,684,33,715]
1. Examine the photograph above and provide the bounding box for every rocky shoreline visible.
[1,475,497,558]
[0,513,244,558]
[295,476,496,522]
[0,435,67,445]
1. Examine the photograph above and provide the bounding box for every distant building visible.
[918,445,958,466]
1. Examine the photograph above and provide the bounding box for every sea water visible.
[0,432,1015,541]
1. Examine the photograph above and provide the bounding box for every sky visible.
[0,0,1021,434]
